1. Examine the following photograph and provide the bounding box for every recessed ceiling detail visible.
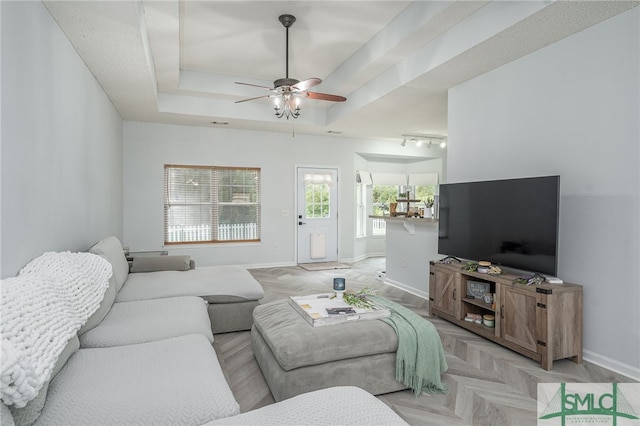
[43,1,637,140]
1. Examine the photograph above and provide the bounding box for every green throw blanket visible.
[368,295,448,396]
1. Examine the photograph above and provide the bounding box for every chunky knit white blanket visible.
[1,251,112,407]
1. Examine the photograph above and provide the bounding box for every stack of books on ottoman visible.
[289,293,390,327]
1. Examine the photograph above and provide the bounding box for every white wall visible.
[123,121,432,267]
[385,220,439,298]
[448,8,639,379]
[0,1,124,278]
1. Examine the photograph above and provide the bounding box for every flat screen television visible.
[438,175,560,276]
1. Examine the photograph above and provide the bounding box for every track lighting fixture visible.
[400,135,447,148]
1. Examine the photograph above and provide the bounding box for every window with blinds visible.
[164,164,261,244]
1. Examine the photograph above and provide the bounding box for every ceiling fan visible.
[234,14,347,119]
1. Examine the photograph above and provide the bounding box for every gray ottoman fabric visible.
[253,299,398,369]
[79,296,213,348]
[251,299,406,401]
[252,327,405,402]
[35,334,239,426]
[208,300,260,334]
[204,386,409,425]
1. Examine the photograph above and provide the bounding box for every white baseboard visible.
[583,349,640,381]
[340,255,366,263]
[381,277,429,301]
[339,253,385,263]
[366,251,386,258]
[242,261,297,269]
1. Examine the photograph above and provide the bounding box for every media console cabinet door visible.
[429,268,459,318]
[501,285,539,353]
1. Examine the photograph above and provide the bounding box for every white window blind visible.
[164,164,261,244]
[356,170,372,185]
[371,172,407,185]
[408,173,439,186]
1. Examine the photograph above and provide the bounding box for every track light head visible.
[400,134,447,148]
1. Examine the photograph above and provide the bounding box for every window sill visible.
[163,241,262,249]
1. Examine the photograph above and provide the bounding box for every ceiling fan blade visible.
[235,81,273,90]
[292,78,322,92]
[234,94,272,104]
[305,91,347,102]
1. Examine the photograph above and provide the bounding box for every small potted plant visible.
[423,197,434,218]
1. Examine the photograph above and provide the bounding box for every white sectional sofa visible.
[91,236,265,334]
[0,237,409,426]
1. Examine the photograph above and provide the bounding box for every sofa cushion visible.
[9,336,79,426]
[252,299,398,371]
[78,297,213,348]
[49,336,80,384]
[204,386,408,425]
[78,275,116,336]
[2,402,15,426]
[115,266,264,304]
[34,334,239,426]
[89,236,129,292]
[130,255,192,273]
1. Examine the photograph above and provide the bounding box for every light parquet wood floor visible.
[212,258,635,425]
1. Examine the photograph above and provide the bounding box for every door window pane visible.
[305,183,330,219]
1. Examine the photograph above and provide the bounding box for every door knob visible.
[298,221,306,225]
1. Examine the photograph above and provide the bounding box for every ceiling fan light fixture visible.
[234,14,346,120]
[274,93,300,119]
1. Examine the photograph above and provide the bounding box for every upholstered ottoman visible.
[251,299,406,401]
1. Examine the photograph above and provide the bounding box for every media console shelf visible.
[429,260,583,370]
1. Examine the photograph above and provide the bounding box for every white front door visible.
[297,167,338,263]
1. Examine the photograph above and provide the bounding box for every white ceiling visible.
[43,0,637,142]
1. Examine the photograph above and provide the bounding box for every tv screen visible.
[438,176,559,276]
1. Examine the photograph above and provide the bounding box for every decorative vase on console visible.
[423,197,434,218]
[389,202,397,217]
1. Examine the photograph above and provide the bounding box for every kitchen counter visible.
[369,215,438,224]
